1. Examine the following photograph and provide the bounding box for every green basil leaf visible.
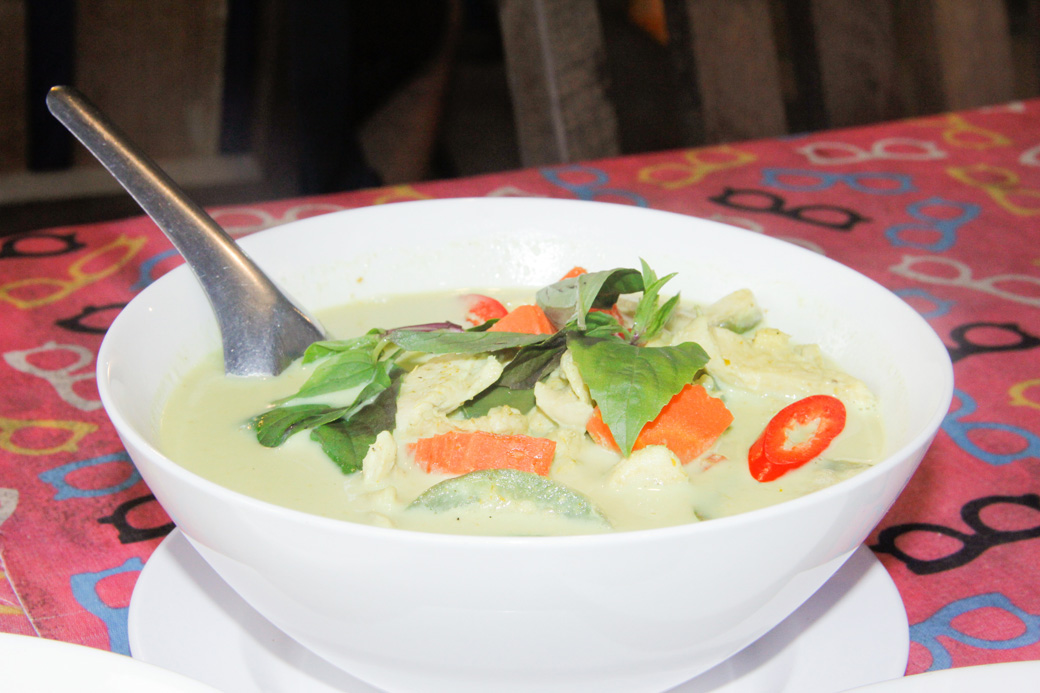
[536,268,642,329]
[387,329,548,354]
[309,377,401,474]
[630,259,677,344]
[642,292,680,345]
[459,384,537,418]
[567,336,709,455]
[278,349,380,403]
[497,331,568,389]
[580,310,627,339]
[255,361,398,447]
[302,330,384,364]
[253,403,351,447]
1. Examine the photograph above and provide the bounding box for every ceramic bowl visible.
[99,198,952,692]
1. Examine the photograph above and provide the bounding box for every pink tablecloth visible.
[2,101,1039,677]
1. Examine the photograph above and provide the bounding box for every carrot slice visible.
[412,431,557,476]
[586,384,733,464]
[561,266,588,279]
[586,408,618,450]
[487,304,556,335]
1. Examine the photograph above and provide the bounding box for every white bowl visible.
[99,198,951,692]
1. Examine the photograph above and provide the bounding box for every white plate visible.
[1,630,219,692]
[845,660,1040,692]
[129,530,908,692]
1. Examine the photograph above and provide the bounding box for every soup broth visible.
[161,282,884,536]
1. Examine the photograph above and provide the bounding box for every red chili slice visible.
[748,395,847,482]
[462,294,508,326]
[747,430,778,481]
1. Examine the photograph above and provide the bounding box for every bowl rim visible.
[97,197,954,548]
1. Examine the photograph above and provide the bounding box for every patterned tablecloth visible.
[2,101,1039,681]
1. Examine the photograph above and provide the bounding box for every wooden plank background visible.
[74,0,229,162]
[0,0,1037,202]
[0,0,27,173]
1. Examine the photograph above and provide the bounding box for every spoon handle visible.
[46,85,324,376]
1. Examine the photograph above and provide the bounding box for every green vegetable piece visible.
[537,268,642,329]
[459,385,537,418]
[278,348,381,403]
[302,330,385,364]
[497,331,568,389]
[409,469,609,525]
[568,335,709,455]
[629,259,679,344]
[253,404,348,447]
[309,378,401,474]
[254,361,398,446]
[387,329,547,354]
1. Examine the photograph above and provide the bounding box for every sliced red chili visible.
[748,395,847,482]
[747,430,778,482]
[461,294,508,326]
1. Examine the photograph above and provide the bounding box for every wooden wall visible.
[0,0,273,208]
[499,0,1040,166]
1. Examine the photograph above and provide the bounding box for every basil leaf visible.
[642,292,680,344]
[497,331,568,389]
[459,385,537,418]
[388,329,548,354]
[588,268,644,308]
[278,349,380,403]
[310,377,401,474]
[581,310,626,339]
[302,330,384,364]
[254,404,351,447]
[630,259,678,344]
[567,336,709,455]
[536,268,642,329]
[255,361,398,447]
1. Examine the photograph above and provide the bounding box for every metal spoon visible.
[46,85,325,376]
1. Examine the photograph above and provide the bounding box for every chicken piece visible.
[559,350,592,405]
[395,354,504,438]
[608,445,688,488]
[366,485,399,514]
[362,430,397,485]
[665,314,721,360]
[708,327,877,408]
[453,405,530,436]
[703,289,763,333]
[534,374,594,430]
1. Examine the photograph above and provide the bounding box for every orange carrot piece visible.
[487,304,556,335]
[586,384,733,464]
[412,431,557,476]
[561,266,588,279]
[636,384,734,462]
[586,408,619,450]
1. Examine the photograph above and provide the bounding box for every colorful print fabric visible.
[1,101,1039,676]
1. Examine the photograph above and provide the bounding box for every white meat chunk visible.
[453,405,530,435]
[362,430,397,485]
[534,373,594,430]
[665,314,721,361]
[395,354,504,438]
[608,445,688,488]
[559,350,592,405]
[709,327,877,409]
[703,289,763,333]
